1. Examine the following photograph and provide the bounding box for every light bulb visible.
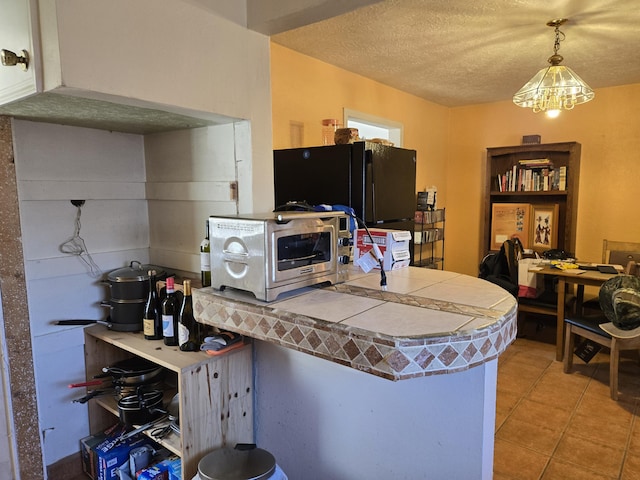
[546,109,561,118]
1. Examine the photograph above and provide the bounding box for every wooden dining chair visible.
[563,316,640,400]
[603,240,640,267]
[581,240,640,314]
[564,261,640,400]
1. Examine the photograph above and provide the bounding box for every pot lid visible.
[107,261,165,282]
[198,446,276,480]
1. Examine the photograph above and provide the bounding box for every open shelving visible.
[83,324,253,480]
[482,142,581,257]
[414,208,445,269]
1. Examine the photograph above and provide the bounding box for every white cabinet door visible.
[0,0,38,105]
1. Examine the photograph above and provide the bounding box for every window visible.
[343,108,404,147]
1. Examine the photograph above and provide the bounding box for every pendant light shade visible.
[513,19,594,116]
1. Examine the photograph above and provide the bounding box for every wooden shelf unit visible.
[83,325,253,480]
[482,142,581,257]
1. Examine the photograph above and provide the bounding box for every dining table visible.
[529,264,621,361]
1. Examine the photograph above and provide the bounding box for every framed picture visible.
[490,203,531,250]
[530,204,559,251]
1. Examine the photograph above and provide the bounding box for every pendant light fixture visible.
[513,18,594,118]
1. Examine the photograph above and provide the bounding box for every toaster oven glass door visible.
[275,231,334,275]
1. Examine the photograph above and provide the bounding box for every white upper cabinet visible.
[0,0,39,104]
[0,0,272,132]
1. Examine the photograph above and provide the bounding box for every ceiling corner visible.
[246,0,383,35]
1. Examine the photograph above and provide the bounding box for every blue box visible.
[80,423,129,480]
[95,434,148,480]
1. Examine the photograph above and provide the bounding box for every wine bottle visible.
[201,220,211,287]
[162,276,178,346]
[178,280,200,351]
[143,270,162,340]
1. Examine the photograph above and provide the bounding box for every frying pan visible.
[96,357,165,385]
[70,357,165,403]
[55,319,113,328]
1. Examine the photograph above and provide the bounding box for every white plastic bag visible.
[518,258,545,298]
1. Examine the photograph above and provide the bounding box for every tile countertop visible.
[192,266,517,381]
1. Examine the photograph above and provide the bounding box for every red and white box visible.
[353,228,411,270]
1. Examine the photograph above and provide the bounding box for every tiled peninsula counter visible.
[193,267,517,479]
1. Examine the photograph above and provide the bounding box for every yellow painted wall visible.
[270,42,449,203]
[447,84,640,275]
[271,42,640,277]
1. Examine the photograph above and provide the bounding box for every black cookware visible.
[71,357,167,403]
[99,299,146,332]
[98,357,166,385]
[118,390,164,425]
[104,261,167,300]
[102,261,168,331]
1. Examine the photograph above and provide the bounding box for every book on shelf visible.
[415,228,444,244]
[494,164,567,192]
[558,166,567,191]
[518,158,552,167]
[414,209,445,224]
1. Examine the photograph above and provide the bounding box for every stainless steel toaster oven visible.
[208,211,350,301]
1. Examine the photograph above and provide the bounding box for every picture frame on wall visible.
[490,203,530,250]
[530,204,559,251]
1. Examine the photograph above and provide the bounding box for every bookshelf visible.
[482,142,580,256]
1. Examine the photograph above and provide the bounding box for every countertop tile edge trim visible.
[193,288,517,381]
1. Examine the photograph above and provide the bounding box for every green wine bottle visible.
[200,220,211,287]
[178,280,200,351]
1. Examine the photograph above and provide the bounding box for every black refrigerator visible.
[273,140,417,247]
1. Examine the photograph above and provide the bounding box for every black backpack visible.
[479,238,524,297]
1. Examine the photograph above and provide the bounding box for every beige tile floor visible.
[495,319,640,480]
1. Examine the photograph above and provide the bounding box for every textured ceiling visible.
[271,0,640,107]
[3,0,638,134]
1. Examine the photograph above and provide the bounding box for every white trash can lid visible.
[198,445,276,480]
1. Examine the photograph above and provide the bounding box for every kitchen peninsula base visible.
[254,340,497,479]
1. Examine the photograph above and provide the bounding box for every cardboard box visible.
[353,228,411,270]
[80,432,107,480]
[95,432,152,480]
[80,423,128,480]
[137,456,181,480]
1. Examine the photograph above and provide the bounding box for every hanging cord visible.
[350,212,387,290]
[59,200,103,278]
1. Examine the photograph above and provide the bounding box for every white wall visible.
[11,117,251,469]
[11,117,251,468]
[144,123,248,272]
[39,0,274,214]
[255,341,497,479]
[12,119,149,466]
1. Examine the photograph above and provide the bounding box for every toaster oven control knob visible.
[337,237,350,247]
[338,255,350,265]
